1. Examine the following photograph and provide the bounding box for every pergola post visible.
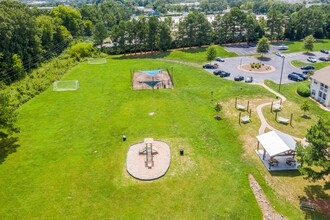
[257,141,259,151]
[263,149,266,160]
[238,112,241,125]
[247,101,249,111]
[290,113,293,126]
[249,109,252,118]
[275,111,278,121]
[271,101,273,112]
[235,98,237,109]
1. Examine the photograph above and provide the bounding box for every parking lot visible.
[205,49,326,84]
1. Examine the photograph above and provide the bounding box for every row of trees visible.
[0,0,132,84]
[109,5,330,54]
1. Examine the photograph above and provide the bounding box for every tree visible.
[257,37,270,57]
[300,100,310,118]
[158,22,172,52]
[214,102,223,113]
[93,22,108,49]
[51,5,82,36]
[303,35,315,52]
[148,16,159,53]
[0,93,19,152]
[297,118,330,189]
[206,44,217,63]
[12,54,25,81]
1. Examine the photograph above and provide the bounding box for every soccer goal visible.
[53,80,79,91]
[87,57,106,64]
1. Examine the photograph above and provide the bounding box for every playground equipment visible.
[139,138,158,168]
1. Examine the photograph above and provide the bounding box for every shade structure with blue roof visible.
[139,69,163,76]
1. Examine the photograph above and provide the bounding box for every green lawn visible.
[264,80,330,138]
[272,39,330,53]
[291,60,330,70]
[118,46,238,64]
[0,59,305,219]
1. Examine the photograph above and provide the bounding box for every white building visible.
[310,66,330,107]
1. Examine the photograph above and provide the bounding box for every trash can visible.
[180,148,184,156]
[122,135,126,141]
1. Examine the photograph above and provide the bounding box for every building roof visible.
[311,66,330,85]
[256,130,297,157]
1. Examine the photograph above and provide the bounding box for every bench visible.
[241,116,250,123]
[300,201,315,212]
[236,104,245,110]
[277,116,289,124]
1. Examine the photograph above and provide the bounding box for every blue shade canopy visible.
[139,69,162,76]
[143,81,160,87]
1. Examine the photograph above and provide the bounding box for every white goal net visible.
[87,57,106,64]
[53,80,79,91]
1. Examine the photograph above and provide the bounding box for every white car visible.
[307,57,317,63]
[215,57,225,62]
[275,52,284,58]
[278,44,288,50]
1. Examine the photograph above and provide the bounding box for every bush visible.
[297,85,310,97]
[69,42,95,60]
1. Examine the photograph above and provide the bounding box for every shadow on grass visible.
[112,51,171,60]
[0,136,20,164]
[269,169,301,177]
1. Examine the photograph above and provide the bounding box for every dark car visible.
[302,70,314,75]
[234,75,244,81]
[301,65,315,70]
[320,49,329,54]
[203,64,217,69]
[291,72,307,80]
[213,70,223,75]
[245,76,253,83]
[319,57,328,61]
[215,57,225,62]
[219,71,230,77]
[288,73,303,81]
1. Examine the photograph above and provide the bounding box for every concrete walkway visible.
[255,83,305,143]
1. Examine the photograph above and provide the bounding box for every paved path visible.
[255,83,305,143]
[156,58,200,67]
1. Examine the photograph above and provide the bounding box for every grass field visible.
[0,58,310,219]
[264,80,330,138]
[120,45,238,64]
[272,39,330,53]
[290,60,330,70]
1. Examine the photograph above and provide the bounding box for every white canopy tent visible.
[256,130,297,160]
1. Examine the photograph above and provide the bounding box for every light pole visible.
[278,56,285,92]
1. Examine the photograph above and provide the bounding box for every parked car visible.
[213,70,223,75]
[234,75,244,81]
[301,65,315,70]
[245,76,253,83]
[215,57,225,62]
[278,44,288,50]
[203,64,217,69]
[219,71,230,77]
[302,70,314,75]
[275,52,284,57]
[291,72,307,80]
[288,73,303,81]
[319,57,328,61]
[320,49,329,54]
[307,57,317,63]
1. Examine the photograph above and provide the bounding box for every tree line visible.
[1,0,330,84]
[109,5,330,54]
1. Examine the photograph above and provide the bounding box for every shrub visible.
[297,85,310,97]
[69,42,95,60]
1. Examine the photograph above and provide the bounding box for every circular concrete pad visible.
[126,140,171,181]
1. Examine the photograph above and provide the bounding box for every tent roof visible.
[139,69,162,76]
[256,130,297,157]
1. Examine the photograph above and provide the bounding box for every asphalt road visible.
[205,50,326,84]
